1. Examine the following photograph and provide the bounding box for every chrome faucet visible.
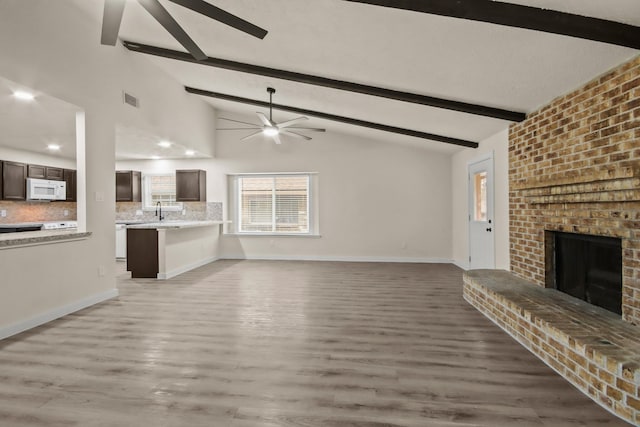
[155,201,164,221]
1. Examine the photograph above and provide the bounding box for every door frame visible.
[467,151,495,269]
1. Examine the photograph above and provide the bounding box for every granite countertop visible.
[126,220,229,230]
[0,229,92,249]
[115,220,151,225]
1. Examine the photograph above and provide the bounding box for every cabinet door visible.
[116,171,141,202]
[2,161,27,200]
[28,164,46,179]
[64,169,77,201]
[176,170,206,202]
[46,167,64,181]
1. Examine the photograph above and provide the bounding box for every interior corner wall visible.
[451,129,510,270]
[0,0,216,336]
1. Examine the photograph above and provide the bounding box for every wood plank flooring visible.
[0,261,630,426]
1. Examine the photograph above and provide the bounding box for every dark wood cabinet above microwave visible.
[27,164,64,181]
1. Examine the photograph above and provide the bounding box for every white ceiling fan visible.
[218,88,326,144]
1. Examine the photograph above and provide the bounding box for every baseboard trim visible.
[158,256,219,280]
[452,259,470,270]
[221,254,453,264]
[0,288,119,341]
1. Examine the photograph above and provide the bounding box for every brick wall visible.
[509,55,640,326]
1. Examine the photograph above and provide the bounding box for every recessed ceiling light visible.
[13,90,35,101]
[151,155,161,160]
[47,144,61,151]
[185,150,195,156]
[158,140,171,148]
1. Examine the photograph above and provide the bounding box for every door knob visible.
[486,227,492,232]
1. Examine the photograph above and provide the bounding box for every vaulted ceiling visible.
[34,1,640,156]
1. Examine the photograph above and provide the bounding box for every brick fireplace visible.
[509,55,640,326]
[464,54,640,425]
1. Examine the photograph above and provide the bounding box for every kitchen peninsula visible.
[126,220,227,279]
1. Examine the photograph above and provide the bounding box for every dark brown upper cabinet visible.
[27,164,63,181]
[116,170,141,202]
[46,167,64,181]
[176,169,206,202]
[64,169,77,202]
[27,164,46,179]
[2,161,27,200]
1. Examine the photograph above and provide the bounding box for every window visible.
[143,173,183,210]
[473,171,487,221]
[229,173,317,235]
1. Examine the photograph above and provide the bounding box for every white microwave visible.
[27,178,66,201]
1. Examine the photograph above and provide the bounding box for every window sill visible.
[142,207,183,212]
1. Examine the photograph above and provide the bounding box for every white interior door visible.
[468,155,495,269]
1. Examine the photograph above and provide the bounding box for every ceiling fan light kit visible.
[218,87,326,144]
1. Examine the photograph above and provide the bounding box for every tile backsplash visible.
[0,201,77,224]
[116,202,223,222]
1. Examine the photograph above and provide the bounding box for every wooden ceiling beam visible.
[342,0,640,50]
[185,86,479,148]
[122,41,525,122]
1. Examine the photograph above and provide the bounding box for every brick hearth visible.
[463,270,640,425]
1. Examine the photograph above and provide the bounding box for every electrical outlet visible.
[98,265,106,277]
[63,209,69,216]
[182,209,186,216]
[135,210,143,216]
[0,210,6,218]
[95,191,104,202]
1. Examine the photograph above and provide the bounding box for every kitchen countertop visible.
[126,220,229,230]
[0,229,92,249]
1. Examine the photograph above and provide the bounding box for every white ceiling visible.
[3,1,640,159]
[0,76,79,160]
[108,0,639,153]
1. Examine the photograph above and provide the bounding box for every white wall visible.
[0,0,216,336]
[118,125,454,262]
[451,129,510,270]
[0,146,76,170]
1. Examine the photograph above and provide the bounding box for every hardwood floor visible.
[0,261,630,426]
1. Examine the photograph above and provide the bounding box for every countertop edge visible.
[0,231,92,249]
[126,220,230,230]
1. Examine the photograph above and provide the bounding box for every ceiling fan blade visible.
[286,127,326,132]
[272,133,282,145]
[101,0,126,45]
[168,0,268,39]
[240,130,263,141]
[219,117,261,127]
[282,130,312,141]
[217,127,262,130]
[256,112,273,127]
[137,0,207,60]
[276,117,308,129]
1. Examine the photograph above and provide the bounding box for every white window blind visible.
[236,174,311,234]
[143,173,182,210]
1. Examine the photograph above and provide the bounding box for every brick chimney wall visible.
[509,55,640,326]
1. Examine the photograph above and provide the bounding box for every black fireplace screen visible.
[552,232,622,315]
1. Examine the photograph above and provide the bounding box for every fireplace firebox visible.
[546,231,622,315]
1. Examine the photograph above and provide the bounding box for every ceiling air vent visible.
[123,91,139,108]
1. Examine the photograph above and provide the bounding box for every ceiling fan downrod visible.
[267,87,276,122]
